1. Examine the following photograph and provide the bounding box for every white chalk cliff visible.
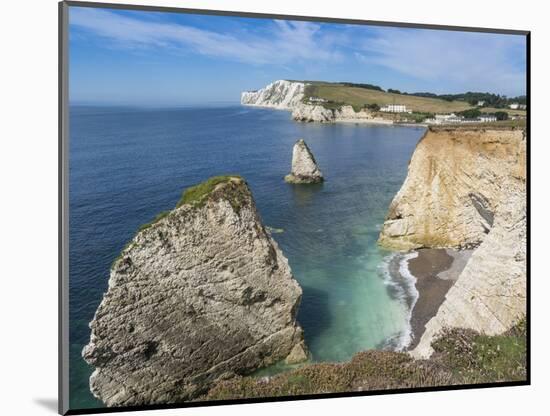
[82,176,307,406]
[378,127,527,358]
[241,81,388,124]
[241,80,305,109]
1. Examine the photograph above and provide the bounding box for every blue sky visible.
[69,6,527,106]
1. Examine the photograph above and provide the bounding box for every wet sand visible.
[407,248,473,350]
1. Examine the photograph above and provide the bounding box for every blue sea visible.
[69,105,425,409]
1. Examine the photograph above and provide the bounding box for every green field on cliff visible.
[302,82,526,116]
[304,82,472,113]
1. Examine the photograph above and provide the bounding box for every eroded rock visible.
[83,176,307,406]
[377,127,526,358]
[284,139,324,184]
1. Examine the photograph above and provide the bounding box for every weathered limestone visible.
[378,127,527,358]
[284,139,324,184]
[240,81,390,124]
[291,102,335,122]
[291,103,387,124]
[241,80,305,109]
[82,176,307,406]
[379,128,526,250]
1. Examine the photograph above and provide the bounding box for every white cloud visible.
[357,28,526,95]
[69,7,342,65]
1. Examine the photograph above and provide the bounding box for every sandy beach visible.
[407,248,473,350]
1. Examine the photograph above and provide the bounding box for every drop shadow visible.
[33,398,58,413]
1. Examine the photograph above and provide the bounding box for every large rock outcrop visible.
[82,176,307,406]
[241,80,305,109]
[379,127,526,250]
[292,103,389,124]
[284,139,324,184]
[378,127,526,358]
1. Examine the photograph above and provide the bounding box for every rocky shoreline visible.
[379,126,526,358]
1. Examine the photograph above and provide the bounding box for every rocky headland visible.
[284,139,324,184]
[82,175,308,406]
[378,126,527,358]
[241,80,390,124]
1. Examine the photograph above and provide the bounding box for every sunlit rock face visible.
[284,139,324,184]
[378,127,526,358]
[83,176,307,406]
[241,80,305,109]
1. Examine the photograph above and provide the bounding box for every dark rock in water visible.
[284,139,324,184]
[82,175,307,407]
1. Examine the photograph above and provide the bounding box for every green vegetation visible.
[111,175,246,269]
[404,112,435,123]
[432,318,527,384]
[338,82,384,91]
[457,108,482,119]
[404,91,525,108]
[481,107,526,117]
[177,175,242,208]
[494,111,509,121]
[387,88,402,94]
[299,81,526,112]
[203,319,526,401]
[303,82,472,113]
[364,103,380,112]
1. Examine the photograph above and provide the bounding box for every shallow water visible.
[68,105,424,409]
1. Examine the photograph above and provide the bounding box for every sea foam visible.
[378,251,419,351]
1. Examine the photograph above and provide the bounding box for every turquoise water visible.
[69,105,424,409]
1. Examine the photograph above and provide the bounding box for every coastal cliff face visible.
[82,176,307,406]
[284,139,324,184]
[240,81,388,124]
[241,80,305,109]
[378,127,526,358]
[379,128,526,250]
[291,103,386,124]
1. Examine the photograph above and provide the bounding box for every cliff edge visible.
[241,80,305,109]
[378,127,527,358]
[82,176,307,406]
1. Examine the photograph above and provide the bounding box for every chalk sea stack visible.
[82,175,307,406]
[284,139,324,184]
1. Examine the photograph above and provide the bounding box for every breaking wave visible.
[377,251,419,351]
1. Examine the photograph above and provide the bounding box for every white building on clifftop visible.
[380,104,411,113]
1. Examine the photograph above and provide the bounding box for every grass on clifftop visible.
[202,318,527,401]
[111,175,245,269]
[177,175,243,208]
[304,83,472,113]
[302,82,526,117]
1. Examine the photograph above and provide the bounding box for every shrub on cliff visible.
[202,319,526,401]
[432,317,526,384]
